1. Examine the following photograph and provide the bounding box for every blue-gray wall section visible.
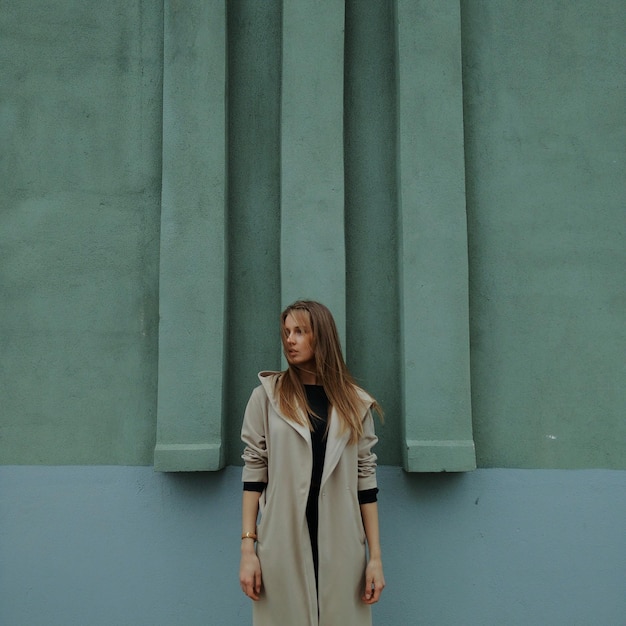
[1,466,624,626]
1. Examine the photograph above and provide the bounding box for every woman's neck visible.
[295,366,317,385]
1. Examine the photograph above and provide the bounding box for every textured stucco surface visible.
[224,0,283,465]
[1,465,625,626]
[462,0,626,467]
[0,1,163,465]
[1,1,624,469]
[344,1,403,464]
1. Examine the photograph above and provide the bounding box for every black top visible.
[305,384,329,499]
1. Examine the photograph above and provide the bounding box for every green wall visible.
[462,0,626,467]
[0,1,163,464]
[223,0,404,465]
[1,0,624,469]
[224,0,283,466]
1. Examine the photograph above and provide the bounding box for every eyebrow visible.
[284,323,308,332]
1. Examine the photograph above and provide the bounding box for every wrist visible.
[241,530,257,554]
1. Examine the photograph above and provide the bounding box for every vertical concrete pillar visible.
[280,0,346,336]
[154,0,227,471]
[344,0,401,463]
[396,0,475,471]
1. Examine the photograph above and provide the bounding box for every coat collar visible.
[320,405,351,488]
[258,371,311,442]
[258,371,374,488]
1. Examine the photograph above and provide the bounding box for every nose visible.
[286,332,295,345]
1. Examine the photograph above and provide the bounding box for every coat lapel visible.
[321,392,374,490]
[285,408,312,443]
[260,372,312,444]
[320,406,350,489]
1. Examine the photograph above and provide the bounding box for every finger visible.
[244,579,254,597]
[362,587,375,603]
[240,573,255,599]
[363,575,374,601]
[363,577,386,604]
[254,570,262,595]
[371,581,383,603]
[245,574,257,599]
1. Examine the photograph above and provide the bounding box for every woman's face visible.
[283,312,315,370]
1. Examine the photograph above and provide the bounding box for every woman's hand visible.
[240,546,262,601]
[360,501,385,604]
[362,556,385,604]
[240,491,262,600]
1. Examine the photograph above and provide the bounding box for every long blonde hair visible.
[276,300,382,444]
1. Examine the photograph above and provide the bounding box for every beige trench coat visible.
[241,372,379,626]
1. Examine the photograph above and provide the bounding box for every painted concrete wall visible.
[1,0,163,465]
[2,0,624,470]
[2,466,625,626]
[462,0,626,469]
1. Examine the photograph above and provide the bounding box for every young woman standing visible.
[239,300,385,625]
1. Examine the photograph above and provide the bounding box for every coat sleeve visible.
[357,409,378,491]
[241,386,269,483]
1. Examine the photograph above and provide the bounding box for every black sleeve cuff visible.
[243,481,266,492]
[357,487,379,504]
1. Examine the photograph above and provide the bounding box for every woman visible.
[239,300,385,625]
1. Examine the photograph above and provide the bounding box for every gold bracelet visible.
[241,531,257,541]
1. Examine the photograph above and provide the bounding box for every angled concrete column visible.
[396,0,475,471]
[280,0,346,335]
[154,0,227,471]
